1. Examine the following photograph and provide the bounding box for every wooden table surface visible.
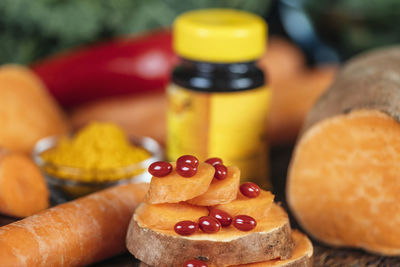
[1,145,399,266]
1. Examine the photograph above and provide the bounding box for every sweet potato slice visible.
[128,204,293,267]
[139,230,313,267]
[0,152,49,217]
[135,202,208,230]
[145,162,215,204]
[214,190,274,220]
[187,166,240,206]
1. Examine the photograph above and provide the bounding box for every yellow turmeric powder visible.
[41,122,151,182]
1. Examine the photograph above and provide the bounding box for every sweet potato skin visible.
[127,204,293,267]
[0,183,148,267]
[301,46,400,133]
[139,231,313,267]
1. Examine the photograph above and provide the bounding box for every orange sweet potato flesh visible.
[187,166,240,206]
[135,202,208,230]
[288,110,400,255]
[0,151,49,217]
[0,65,68,153]
[145,162,215,204]
[0,183,149,266]
[214,190,274,220]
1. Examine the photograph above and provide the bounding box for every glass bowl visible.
[33,135,162,202]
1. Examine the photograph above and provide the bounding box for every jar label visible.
[166,84,271,187]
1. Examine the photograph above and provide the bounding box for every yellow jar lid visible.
[173,9,267,63]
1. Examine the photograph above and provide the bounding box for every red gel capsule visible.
[240,182,261,198]
[198,216,221,233]
[148,161,173,177]
[233,215,257,231]
[176,163,197,178]
[209,209,232,227]
[205,157,223,166]
[183,259,208,267]
[214,164,228,180]
[174,220,198,236]
[177,155,199,168]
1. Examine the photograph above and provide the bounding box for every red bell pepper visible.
[32,29,177,108]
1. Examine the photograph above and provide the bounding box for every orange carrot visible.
[0,150,49,218]
[0,183,149,266]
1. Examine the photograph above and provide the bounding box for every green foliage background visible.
[304,0,400,59]
[0,0,271,64]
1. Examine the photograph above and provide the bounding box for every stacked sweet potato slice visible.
[126,157,313,266]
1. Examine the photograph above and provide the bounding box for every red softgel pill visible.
[198,216,221,233]
[174,220,198,236]
[239,182,261,198]
[205,157,223,166]
[176,163,197,178]
[148,161,173,177]
[233,215,257,231]
[209,209,232,227]
[214,164,228,180]
[177,155,199,168]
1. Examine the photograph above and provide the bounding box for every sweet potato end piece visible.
[288,109,400,255]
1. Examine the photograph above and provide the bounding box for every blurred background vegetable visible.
[0,0,271,64]
[32,30,176,107]
[0,65,68,154]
